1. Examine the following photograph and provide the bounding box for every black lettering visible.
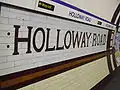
[45,28,55,51]
[100,34,103,45]
[69,11,74,17]
[81,32,86,47]
[33,28,45,52]
[86,32,91,47]
[92,33,97,46]
[13,25,32,55]
[103,34,106,45]
[64,31,72,49]
[56,29,64,50]
[97,34,100,45]
[72,31,82,48]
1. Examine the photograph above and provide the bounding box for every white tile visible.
[19,48,29,54]
[15,12,30,20]
[30,15,47,23]
[0,56,7,63]
[10,8,30,15]
[0,44,7,50]
[14,59,32,66]
[0,17,9,24]
[1,6,10,12]
[0,37,14,44]
[23,20,37,26]
[14,63,35,72]
[0,61,14,70]
[1,10,18,19]
[7,54,22,61]
[0,67,19,76]
[0,49,13,56]
[0,30,14,37]
[0,24,13,31]
[23,20,46,27]
[9,18,23,25]
[46,16,62,25]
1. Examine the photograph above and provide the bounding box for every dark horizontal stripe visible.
[51,0,115,25]
[0,50,112,89]
[0,2,115,31]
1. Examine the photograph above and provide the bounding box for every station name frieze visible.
[12,25,107,55]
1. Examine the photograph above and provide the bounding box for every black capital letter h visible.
[13,25,32,55]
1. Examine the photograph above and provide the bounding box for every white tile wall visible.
[0,24,13,31]
[0,5,108,76]
[0,56,7,63]
[0,61,14,70]
[9,18,24,25]
[0,16,9,24]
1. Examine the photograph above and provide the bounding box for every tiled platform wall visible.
[0,4,110,90]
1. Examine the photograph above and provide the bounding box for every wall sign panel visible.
[0,5,109,76]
